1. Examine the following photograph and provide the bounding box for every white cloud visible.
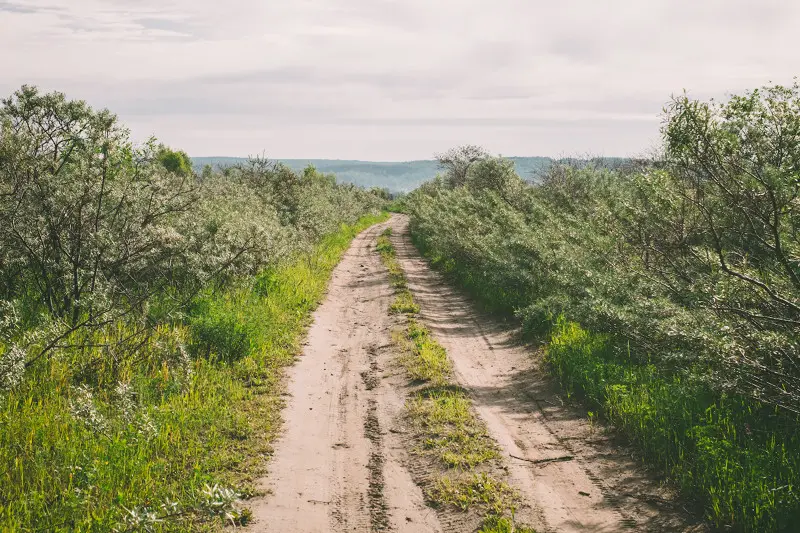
[1,0,799,159]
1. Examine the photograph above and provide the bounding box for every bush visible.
[0,84,388,531]
[406,82,800,532]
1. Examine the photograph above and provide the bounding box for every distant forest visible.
[193,156,630,192]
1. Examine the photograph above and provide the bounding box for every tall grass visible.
[0,213,387,532]
[545,319,800,532]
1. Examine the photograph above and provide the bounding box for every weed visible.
[390,290,420,314]
[407,387,498,468]
[376,228,407,289]
[397,321,452,385]
[429,473,518,515]
[478,515,537,533]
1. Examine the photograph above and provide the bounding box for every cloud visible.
[0,1,39,13]
[1,0,799,159]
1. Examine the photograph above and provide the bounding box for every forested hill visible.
[192,156,556,192]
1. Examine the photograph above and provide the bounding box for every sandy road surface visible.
[246,215,700,533]
[246,220,441,533]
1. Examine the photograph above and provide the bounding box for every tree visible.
[466,156,518,193]
[435,145,488,188]
[0,86,198,327]
[656,82,800,411]
[157,146,193,176]
[200,164,214,180]
[369,186,391,200]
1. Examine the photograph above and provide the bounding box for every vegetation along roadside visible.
[0,85,388,532]
[405,83,800,532]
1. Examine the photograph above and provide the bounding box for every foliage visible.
[157,146,193,177]
[0,84,387,531]
[0,86,199,328]
[406,83,800,532]
[661,84,800,410]
[478,515,536,533]
[435,144,490,189]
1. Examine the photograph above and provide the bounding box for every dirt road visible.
[246,215,700,533]
[247,220,440,533]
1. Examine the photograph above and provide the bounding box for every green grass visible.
[377,232,533,531]
[376,228,405,288]
[478,515,536,533]
[546,318,800,532]
[407,387,498,468]
[394,320,451,385]
[376,228,420,314]
[0,213,389,532]
[429,473,518,516]
[390,291,420,314]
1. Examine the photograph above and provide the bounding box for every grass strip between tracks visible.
[376,228,535,533]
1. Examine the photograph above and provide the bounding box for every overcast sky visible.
[2,0,798,160]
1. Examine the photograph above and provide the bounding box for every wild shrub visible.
[0,85,386,531]
[407,83,800,531]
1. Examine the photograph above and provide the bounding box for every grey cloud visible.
[56,15,197,39]
[547,34,607,63]
[2,0,798,159]
[189,67,467,101]
[665,0,787,31]
[110,93,342,119]
[464,40,525,70]
[461,87,542,101]
[0,1,66,14]
[0,1,37,13]
[57,20,104,32]
[565,96,669,115]
[314,1,423,35]
[328,116,657,128]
